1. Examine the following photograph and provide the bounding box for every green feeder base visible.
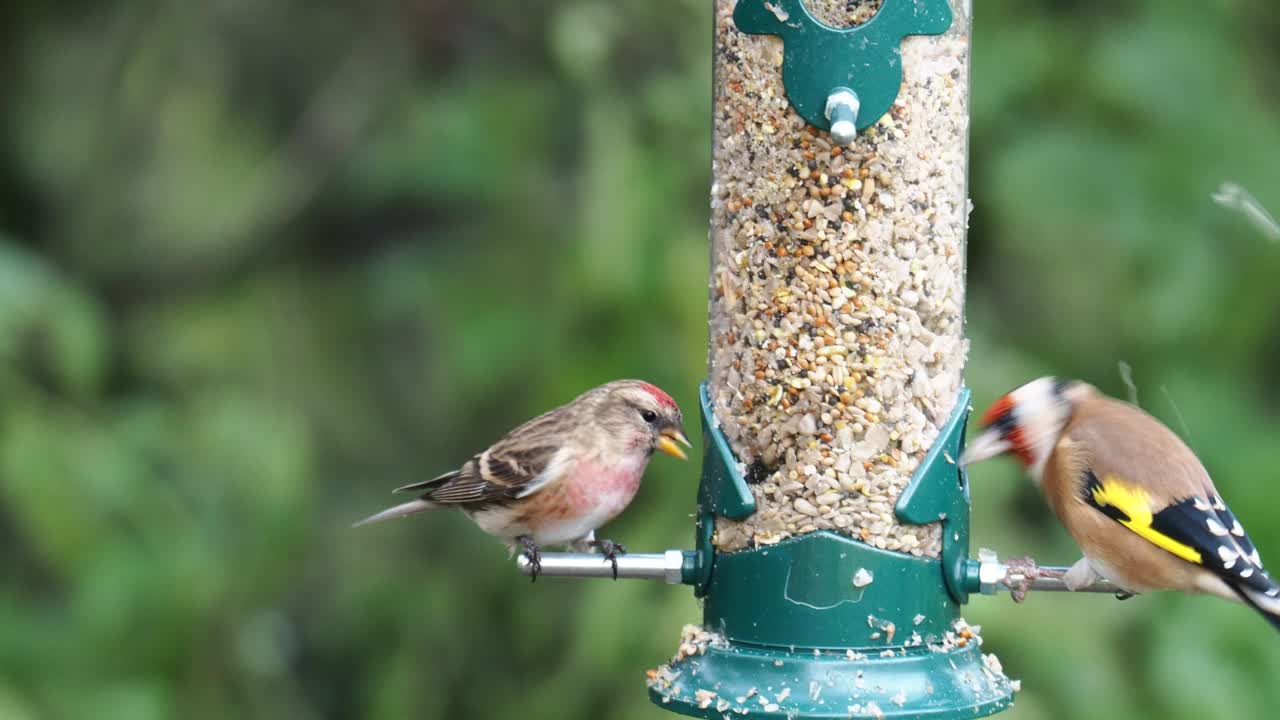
[650,386,1014,718]
[650,533,1013,718]
[650,639,1010,719]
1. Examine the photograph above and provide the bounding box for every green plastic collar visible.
[689,387,976,640]
[688,383,756,594]
[896,388,974,605]
[690,385,977,602]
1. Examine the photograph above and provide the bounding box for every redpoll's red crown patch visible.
[638,382,678,410]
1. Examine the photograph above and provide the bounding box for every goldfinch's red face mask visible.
[960,378,1077,472]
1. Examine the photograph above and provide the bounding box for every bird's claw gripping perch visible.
[1003,555,1041,603]
[590,539,627,580]
[971,549,1121,596]
[518,536,542,582]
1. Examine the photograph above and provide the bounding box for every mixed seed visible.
[708,0,971,556]
[645,624,729,704]
[804,0,886,28]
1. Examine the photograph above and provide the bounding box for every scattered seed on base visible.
[852,567,875,587]
[695,689,718,710]
[646,624,731,697]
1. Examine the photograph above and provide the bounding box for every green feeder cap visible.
[650,386,1014,718]
[733,0,954,136]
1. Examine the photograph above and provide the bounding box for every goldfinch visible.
[353,380,690,579]
[961,377,1280,630]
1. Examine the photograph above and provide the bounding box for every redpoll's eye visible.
[640,409,658,424]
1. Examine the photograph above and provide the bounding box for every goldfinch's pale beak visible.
[656,428,692,460]
[958,428,1012,467]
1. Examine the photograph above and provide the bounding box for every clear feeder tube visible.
[707,0,972,557]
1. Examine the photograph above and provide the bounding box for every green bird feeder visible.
[515,1,1119,716]
[644,385,1011,719]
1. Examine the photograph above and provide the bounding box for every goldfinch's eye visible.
[640,409,658,424]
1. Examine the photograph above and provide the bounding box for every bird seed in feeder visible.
[708,0,971,557]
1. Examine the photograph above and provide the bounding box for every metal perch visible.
[969,549,1122,595]
[516,551,690,584]
[517,549,1122,595]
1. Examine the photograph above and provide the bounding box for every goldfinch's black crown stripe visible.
[991,407,1018,434]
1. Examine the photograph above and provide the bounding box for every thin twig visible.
[1117,360,1138,407]
[1161,385,1195,447]
[1212,182,1280,242]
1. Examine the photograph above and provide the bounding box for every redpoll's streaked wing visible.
[394,470,460,494]
[416,461,505,504]
[509,447,573,498]
[466,404,578,498]
[388,402,576,504]
[390,459,503,504]
[394,442,570,506]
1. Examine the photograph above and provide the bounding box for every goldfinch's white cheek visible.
[1005,389,1071,478]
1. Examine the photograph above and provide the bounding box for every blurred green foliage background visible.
[2,0,1279,718]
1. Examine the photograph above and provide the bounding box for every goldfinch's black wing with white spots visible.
[1083,471,1280,629]
[1161,495,1280,626]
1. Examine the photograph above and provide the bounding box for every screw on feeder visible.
[824,87,860,145]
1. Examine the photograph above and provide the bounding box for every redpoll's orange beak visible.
[656,428,692,460]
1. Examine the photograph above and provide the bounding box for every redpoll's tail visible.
[1235,583,1280,633]
[351,499,436,528]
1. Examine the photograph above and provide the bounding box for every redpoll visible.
[353,379,690,579]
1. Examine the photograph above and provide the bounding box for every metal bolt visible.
[824,87,860,146]
[975,548,1002,595]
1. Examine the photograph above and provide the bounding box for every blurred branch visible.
[259,9,415,230]
[1212,181,1280,242]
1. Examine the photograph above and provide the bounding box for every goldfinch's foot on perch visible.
[1062,556,1098,593]
[1003,556,1040,603]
